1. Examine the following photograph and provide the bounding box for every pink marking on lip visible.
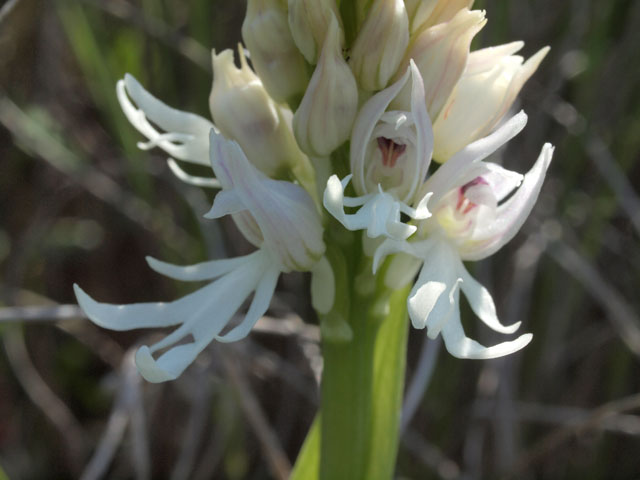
[461,176,489,194]
[456,176,488,214]
[377,137,407,168]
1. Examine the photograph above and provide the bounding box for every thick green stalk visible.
[317,232,411,480]
[366,285,411,480]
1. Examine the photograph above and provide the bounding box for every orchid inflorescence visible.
[75,0,553,383]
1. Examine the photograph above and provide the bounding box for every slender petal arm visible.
[440,308,532,360]
[324,174,431,241]
[117,74,215,166]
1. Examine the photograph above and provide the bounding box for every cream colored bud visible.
[293,16,358,157]
[393,8,485,117]
[350,0,409,92]
[242,0,309,103]
[405,0,473,34]
[433,44,549,162]
[288,0,341,64]
[209,48,306,178]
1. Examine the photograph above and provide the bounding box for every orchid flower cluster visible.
[75,0,552,383]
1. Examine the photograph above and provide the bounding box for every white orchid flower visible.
[75,130,326,383]
[323,60,433,241]
[374,111,554,359]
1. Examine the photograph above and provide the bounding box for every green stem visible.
[366,285,410,480]
[317,234,410,480]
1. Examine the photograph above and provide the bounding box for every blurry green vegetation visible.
[0,0,639,479]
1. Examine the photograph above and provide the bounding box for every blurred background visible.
[1,0,639,478]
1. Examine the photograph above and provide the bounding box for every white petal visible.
[408,60,434,203]
[464,41,524,75]
[167,159,221,189]
[205,189,247,219]
[75,282,217,331]
[480,162,524,201]
[441,314,532,360]
[421,111,528,204]
[118,75,214,166]
[462,143,554,260]
[208,129,261,188]
[372,237,436,274]
[457,260,521,334]
[134,253,269,381]
[407,241,460,335]
[135,344,196,383]
[400,191,432,220]
[145,251,262,282]
[324,174,356,227]
[216,265,280,343]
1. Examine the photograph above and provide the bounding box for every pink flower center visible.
[376,137,407,168]
[456,177,489,214]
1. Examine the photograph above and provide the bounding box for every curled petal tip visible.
[413,191,433,220]
[512,110,528,128]
[504,321,522,334]
[135,346,178,383]
[73,284,94,318]
[144,256,161,270]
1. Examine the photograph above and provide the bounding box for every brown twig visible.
[80,349,147,480]
[504,393,640,477]
[170,369,213,480]
[473,400,640,436]
[3,327,87,472]
[545,240,640,357]
[402,428,462,480]
[220,348,292,480]
[0,304,84,323]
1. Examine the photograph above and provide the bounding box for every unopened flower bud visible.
[350,0,409,91]
[293,15,358,157]
[405,0,473,34]
[288,0,342,64]
[433,43,549,162]
[209,48,307,178]
[393,8,485,117]
[242,0,309,103]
